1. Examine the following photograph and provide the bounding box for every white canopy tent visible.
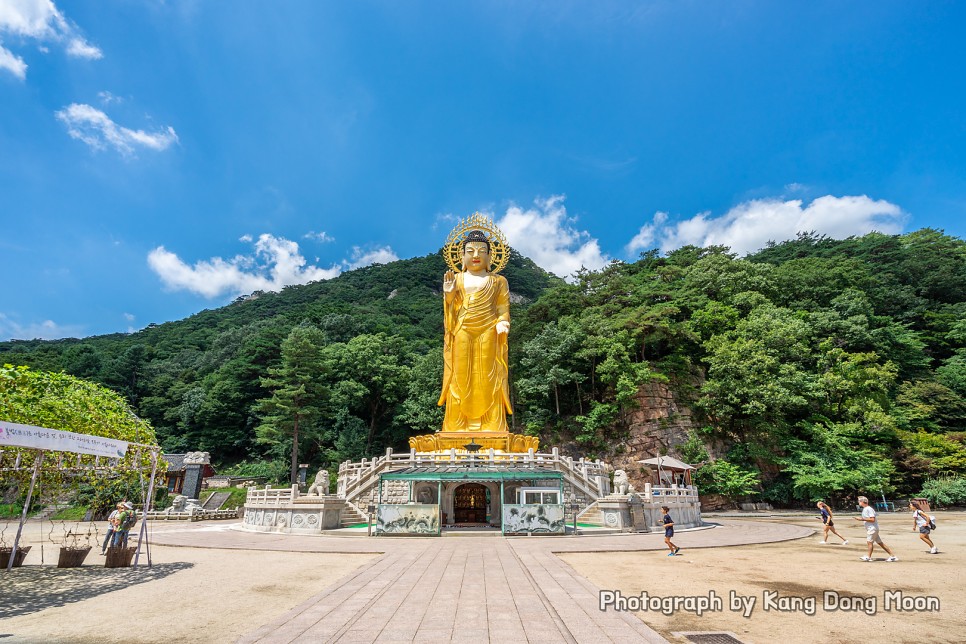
[637,455,695,487]
[0,420,161,571]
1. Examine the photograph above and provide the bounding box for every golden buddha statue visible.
[409,214,539,453]
[439,229,512,433]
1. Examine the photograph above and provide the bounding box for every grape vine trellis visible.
[0,364,166,570]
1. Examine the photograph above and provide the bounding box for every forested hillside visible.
[509,229,966,505]
[0,251,557,473]
[3,230,965,506]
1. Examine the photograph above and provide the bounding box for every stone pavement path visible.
[235,539,664,643]
[147,520,811,643]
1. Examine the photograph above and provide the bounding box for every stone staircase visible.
[34,503,70,521]
[340,501,369,527]
[576,500,603,526]
[202,491,232,510]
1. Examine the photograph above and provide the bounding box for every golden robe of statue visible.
[437,269,512,432]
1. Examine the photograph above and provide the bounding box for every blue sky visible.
[1,1,965,341]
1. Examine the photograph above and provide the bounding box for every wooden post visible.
[133,449,160,568]
[8,451,44,571]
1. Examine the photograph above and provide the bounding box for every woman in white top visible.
[909,501,938,554]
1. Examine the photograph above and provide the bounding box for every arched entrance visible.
[453,483,488,523]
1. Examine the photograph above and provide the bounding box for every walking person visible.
[101,502,123,554]
[661,506,680,556]
[816,501,848,545]
[854,496,897,561]
[910,501,938,554]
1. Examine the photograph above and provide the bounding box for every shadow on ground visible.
[0,562,194,619]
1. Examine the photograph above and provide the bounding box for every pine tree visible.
[256,324,329,484]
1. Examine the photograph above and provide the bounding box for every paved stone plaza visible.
[147,520,812,643]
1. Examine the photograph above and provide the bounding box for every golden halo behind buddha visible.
[443,212,510,274]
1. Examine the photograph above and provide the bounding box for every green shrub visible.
[222,460,289,485]
[694,459,760,503]
[918,476,966,507]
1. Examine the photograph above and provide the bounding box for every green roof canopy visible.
[380,467,563,482]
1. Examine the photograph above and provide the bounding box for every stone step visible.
[340,506,368,527]
[576,501,604,526]
[34,503,70,520]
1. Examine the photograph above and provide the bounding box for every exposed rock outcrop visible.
[606,381,697,491]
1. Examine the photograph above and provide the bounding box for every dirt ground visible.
[0,522,376,644]
[561,510,966,644]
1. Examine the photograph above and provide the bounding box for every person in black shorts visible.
[662,506,680,556]
[816,501,848,545]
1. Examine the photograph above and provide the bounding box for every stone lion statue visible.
[613,469,630,495]
[308,469,329,496]
[165,495,188,513]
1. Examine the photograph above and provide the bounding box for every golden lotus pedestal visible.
[408,431,539,453]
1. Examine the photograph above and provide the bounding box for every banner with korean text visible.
[0,420,128,458]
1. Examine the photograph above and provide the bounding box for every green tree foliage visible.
[0,364,163,516]
[516,319,585,417]
[255,324,329,484]
[396,347,445,436]
[779,422,896,504]
[319,333,412,452]
[692,460,760,504]
[918,476,966,507]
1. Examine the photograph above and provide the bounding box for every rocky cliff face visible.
[606,381,697,491]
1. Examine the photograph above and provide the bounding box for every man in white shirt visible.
[854,496,898,562]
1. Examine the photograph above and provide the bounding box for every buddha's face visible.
[462,241,490,271]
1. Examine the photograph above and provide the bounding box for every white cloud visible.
[65,37,100,59]
[625,211,667,256]
[0,0,101,78]
[432,212,458,231]
[495,195,608,279]
[304,230,335,243]
[0,0,65,38]
[0,44,26,78]
[238,234,253,243]
[55,103,178,155]
[122,312,135,321]
[0,312,83,341]
[345,245,399,269]
[98,90,122,104]
[627,195,906,257]
[148,234,343,299]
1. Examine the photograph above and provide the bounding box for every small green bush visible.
[222,460,289,485]
[918,476,966,507]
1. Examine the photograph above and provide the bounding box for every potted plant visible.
[56,528,92,568]
[0,544,31,568]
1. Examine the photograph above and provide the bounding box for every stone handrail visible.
[246,484,300,504]
[640,484,699,503]
[343,498,371,519]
